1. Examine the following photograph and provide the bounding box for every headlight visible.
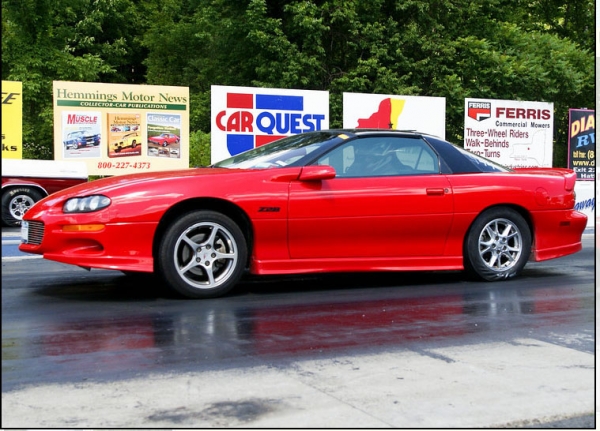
[63,195,111,213]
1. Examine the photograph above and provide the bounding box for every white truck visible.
[1,159,88,227]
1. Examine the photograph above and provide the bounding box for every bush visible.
[189,130,211,167]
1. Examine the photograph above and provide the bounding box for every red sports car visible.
[19,130,587,299]
[148,132,180,146]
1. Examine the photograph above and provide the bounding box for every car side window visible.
[316,136,440,177]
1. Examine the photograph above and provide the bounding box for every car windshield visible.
[212,132,342,169]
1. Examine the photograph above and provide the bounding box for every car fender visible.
[2,180,48,197]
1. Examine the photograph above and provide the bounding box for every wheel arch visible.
[463,203,535,252]
[2,183,49,198]
[152,198,254,270]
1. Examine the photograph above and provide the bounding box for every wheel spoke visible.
[179,257,200,275]
[507,230,519,240]
[205,264,216,285]
[487,252,499,268]
[479,245,492,254]
[182,234,199,250]
[214,249,235,260]
[484,225,497,239]
[500,223,513,237]
[205,225,219,246]
[506,244,520,253]
[500,251,516,263]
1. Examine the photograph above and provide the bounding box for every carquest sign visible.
[211,85,329,163]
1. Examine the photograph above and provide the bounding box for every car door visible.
[287,136,454,259]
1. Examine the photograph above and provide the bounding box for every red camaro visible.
[19,130,587,298]
[148,132,180,146]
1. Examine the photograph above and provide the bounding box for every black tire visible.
[1,187,45,227]
[464,207,531,281]
[162,141,168,147]
[157,210,248,298]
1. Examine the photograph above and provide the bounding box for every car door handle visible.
[426,188,447,196]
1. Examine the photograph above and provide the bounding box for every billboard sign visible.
[2,81,23,159]
[574,181,595,228]
[464,98,554,168]
[53,81,189,175]
[211,85,329,164]
[567,108,595,181]
[343,93,446,138]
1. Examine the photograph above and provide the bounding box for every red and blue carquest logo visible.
[215,92,326,156]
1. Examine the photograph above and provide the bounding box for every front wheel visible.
[464,208,531,281]
[157,211,248,298]
[2,187,44,227]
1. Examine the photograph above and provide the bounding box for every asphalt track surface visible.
[1,227,596,428]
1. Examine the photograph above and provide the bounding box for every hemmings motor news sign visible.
[464,98,554,168]
[211,85,329,163]
[53,81,189,176]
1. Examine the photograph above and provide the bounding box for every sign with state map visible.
[342,92,446,139]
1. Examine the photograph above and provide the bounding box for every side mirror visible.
[298,165,336,181]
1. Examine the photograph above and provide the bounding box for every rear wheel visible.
[158,211,247,298]
[2,187,44,227]
[464,207,531,281]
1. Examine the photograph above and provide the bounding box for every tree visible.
[2,0,147,158]
[3,0,595,168]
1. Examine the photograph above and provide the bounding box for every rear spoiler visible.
[512,167,577,191]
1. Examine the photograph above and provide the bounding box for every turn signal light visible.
[62,224,105,232]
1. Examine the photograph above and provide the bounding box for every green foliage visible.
[2,0,148,159]
[189,130,211,167]
[2,0,595,168]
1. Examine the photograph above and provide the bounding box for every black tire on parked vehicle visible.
[1,187,45,227]
[464,207,531,281]
[157,210,248,298]
[162,141,168,147]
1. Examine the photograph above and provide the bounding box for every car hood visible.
[45,166,303,199]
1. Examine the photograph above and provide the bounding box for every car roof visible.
[318,128,441,139]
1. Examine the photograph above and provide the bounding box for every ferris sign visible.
[464,98,554,168]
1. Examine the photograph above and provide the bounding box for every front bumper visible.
[20,219,157,272]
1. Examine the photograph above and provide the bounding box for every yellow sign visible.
[53,81,189,176]
[2,81,23,159]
